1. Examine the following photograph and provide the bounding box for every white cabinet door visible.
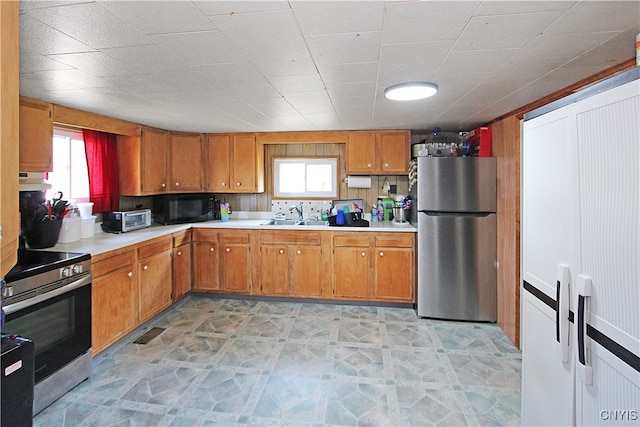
[521,104,579,426]
[573,79,640,425]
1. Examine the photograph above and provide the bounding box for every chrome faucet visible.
[289,202,304,221]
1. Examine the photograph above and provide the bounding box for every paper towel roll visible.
[346,176,372,188]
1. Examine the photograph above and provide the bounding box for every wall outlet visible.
[389,184,397,194]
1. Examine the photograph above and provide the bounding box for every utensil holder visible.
[24,219,63,249]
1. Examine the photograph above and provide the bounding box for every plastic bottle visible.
[371,204,377,220]
[321,201,329,221]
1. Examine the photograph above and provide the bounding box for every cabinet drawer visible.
[172,229,192,247]
[137,237,172,260]
[332,234,370,247]
[374,234,414,248]
[221,231,250,244]
[192,228,218,242]
[93,250,135,278]
[260,231,321,245]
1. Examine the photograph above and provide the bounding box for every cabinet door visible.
[260,245,289,295]
[572,81,640,425]
[19,99,53,172]
[232,134,257,192]
[138,250,172,322]
[92,265,137,354]
[378,131,409,174]
[140,128,169,193]
[221,243,251,293]
[193,242,220,291]
[333,247,369,299]
[205,134,231,192]
[373,247,413,301]
[521,104,578,426]
[173,242,192,301]
[346,132,376,174]
[170,133,203,191]
[291,245,323,297]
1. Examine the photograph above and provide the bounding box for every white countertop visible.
[46,213,415,257]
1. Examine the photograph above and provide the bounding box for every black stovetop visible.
[5,250,90,283]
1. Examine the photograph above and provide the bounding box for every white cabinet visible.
[521,70,640,425]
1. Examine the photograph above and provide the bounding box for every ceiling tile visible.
[291,1,384,36]
[544,1,640,35]
[20,49,74,73]
[194,1,291,17]
[47,51,139,77]
[306,31,382,65]
[99,1,215,35]
[101,44,190,74]
[151,31,247,66]
[25,2,152,49]
[382,1,480,44]
[316,62,378,85]
[379,40,453,72]
[20,14,95,56]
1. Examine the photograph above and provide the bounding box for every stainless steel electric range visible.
[2,249,92,415]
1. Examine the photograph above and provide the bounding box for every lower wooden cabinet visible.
[331,232,414,302]
[137,237,173,323]
[332,234,370,299]
[192,229,252,293]
[172,230,192,301]
[91,248,137,354]
[258,231,327,298]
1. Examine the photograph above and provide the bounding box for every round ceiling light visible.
[384,82,438,101]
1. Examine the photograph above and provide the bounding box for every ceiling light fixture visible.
[384,82,438,101]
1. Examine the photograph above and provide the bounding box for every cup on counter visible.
[336,209,345,225]
[76,202,94,218]
[220,203,230,222]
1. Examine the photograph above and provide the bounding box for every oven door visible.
[2,276,91,384]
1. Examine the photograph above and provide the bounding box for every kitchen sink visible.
[260,219,328,226]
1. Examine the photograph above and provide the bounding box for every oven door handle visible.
[3,273,92,315]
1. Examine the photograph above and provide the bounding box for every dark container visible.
[24,218,62,249]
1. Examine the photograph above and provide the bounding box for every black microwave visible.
[152,194,219,225]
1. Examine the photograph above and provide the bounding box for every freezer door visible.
[416,157,496,212]
[416,212,497,321]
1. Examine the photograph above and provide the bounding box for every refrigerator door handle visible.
[576,274,593,386]
[556,264,571,363]
[422,211,494,217]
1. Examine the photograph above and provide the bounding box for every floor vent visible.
[133,327,165,345]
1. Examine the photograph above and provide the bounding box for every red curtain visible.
[83,129,119,212]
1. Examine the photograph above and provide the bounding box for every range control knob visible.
[61,267,73,278]
[72,264,83,274]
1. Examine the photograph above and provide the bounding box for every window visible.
[46,128,90,202]
[273,157,338,198]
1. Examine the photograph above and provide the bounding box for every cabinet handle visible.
[161,183,166,188]
[127,272,133,277]
[226,248,231,253]
[177,251,182,256]
[210,247,215,252]
[367,163,372,168]
[556,264,570,363]
[379,252,384,257]
[384,163,389,168]
[279,249,284,254]
[296,250,301,255]
[143,265,148,271]
[221,182,227,187]
[236,182,241,186]
[361,252,366,257]
[576,275,593,386]
[175,182,180,187]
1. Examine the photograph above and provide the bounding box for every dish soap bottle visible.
[320,201,329,221]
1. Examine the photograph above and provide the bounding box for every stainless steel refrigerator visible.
[410,156,497,321]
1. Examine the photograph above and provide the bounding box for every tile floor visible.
[34,295,521,426]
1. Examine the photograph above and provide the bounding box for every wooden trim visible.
[53,104,141,136]
[489,58,636,125]
[256,131,348,144]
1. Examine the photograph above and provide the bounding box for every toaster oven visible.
[101,209,151,233]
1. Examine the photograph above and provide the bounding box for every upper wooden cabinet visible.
[346,130,410,175]
[205,133,264,193]
[19,97,53,172]
[119,128,204,195]
[169,132,203,192]
[1,1,20,278]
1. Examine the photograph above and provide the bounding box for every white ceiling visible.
[18,1,640,133]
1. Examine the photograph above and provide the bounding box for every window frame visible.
[46,127,90,203]
[272,156,338,199]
